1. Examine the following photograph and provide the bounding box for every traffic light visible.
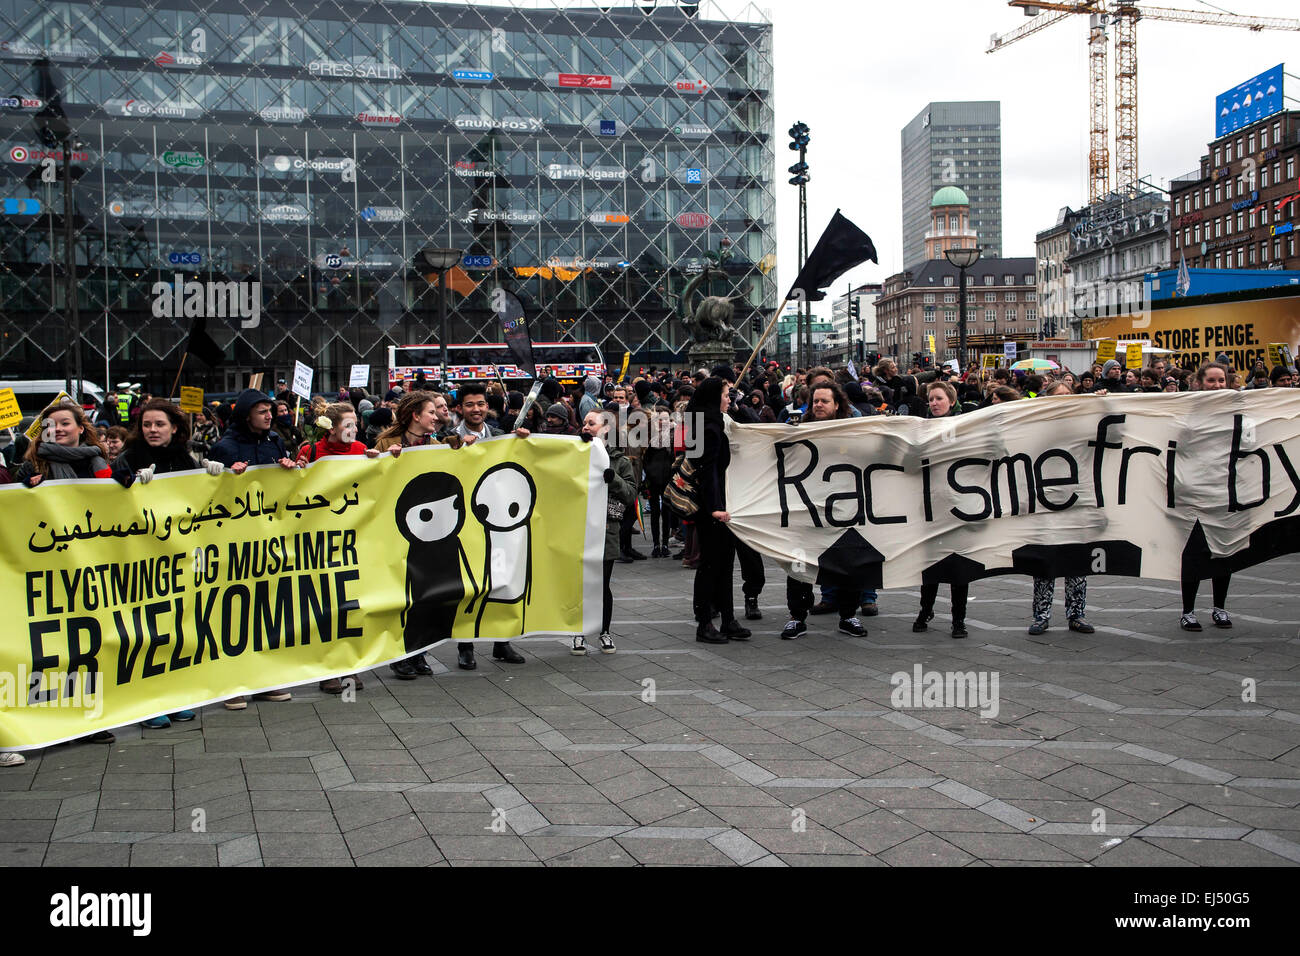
[751,316,760,333]
[787,122,810,150]
[787,161,809,186]
[848,299,860,322]
[913,351,923,367]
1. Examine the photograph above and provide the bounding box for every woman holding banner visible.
[914,382,970,640]
[1180,362,1235,631]
[688,378,750,644]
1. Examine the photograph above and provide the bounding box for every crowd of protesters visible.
[0,350,1292,767]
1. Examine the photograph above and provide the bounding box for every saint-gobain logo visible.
[151,273,260,329]
[50,886,151,937]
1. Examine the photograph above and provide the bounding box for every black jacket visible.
[695,412,729,514]
[207,389,288,467]
[112,441,199,486]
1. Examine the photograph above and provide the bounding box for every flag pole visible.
[168,352,189,400]
[737,295,790,382]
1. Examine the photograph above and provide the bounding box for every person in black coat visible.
[687,377,750,644]
[112,398,216,486]
[207,389,296,473]
[914,380,971,639]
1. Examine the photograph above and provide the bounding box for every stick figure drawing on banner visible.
[395,472,476,652]
[466,463,536,637]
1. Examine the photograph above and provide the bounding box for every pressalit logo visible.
[890,664,1000,718]
[151,273,260,329]
[50,886,151,936]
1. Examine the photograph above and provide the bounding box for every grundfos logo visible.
[453,114,543,133]
[151,273,260,329]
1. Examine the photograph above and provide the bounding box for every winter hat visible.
[383,388,403,402]
[1101,359,1121,377]
[545,403,569,421]
[357,399,374,414]
[634,379,651,402]
[540,377,562,402]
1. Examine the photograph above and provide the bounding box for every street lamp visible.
[419,247,463,387]
[945,247,981,372]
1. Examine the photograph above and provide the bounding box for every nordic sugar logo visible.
[151,273,260,329]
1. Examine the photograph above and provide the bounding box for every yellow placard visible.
[1125,343,1144,369]
[0,438,603,750]
[1268,343,1286,368]
[980,354,1000,370]
[0,388,20,430]
[618,352,630,383]
[179,386,204,414]
[926,334,936,354]
[1095,340,1117,364]
[23,391,70,440]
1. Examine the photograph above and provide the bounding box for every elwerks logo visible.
[151,273,260,329]
[357,110,400,127]
[50,886,151,936]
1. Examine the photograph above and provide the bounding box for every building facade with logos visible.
[1063,189,1170,333]
[900,101,1002,268]
[1168,109,1300,282]
[0,0,775,392]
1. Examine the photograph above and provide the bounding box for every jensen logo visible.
[259,105,307,124]
[451,69,494,83]
[160,150,204,169]
[357,111,400,127]
[154,50,201,68]
[151,273,261,329]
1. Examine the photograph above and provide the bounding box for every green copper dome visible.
[931,186,970,207]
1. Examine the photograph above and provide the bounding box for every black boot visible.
[744,596,762,621]
[389,660,417,680]
[408,653,433,676]
[951,620,968,640]
[696,621,728,644]
[457,644,476,670]
[720,619,752,641]
[912,610,935,633]
[493,642,526,663]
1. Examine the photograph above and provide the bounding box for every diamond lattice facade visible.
[0,0,774,392]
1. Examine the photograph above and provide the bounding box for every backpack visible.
[662,451,700,519]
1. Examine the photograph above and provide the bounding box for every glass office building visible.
[0,0,774,391]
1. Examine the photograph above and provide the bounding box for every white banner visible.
[727,391,1300,588]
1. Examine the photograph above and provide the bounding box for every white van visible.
[1,379,107,418]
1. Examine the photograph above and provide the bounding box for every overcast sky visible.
[760,0,1299,299]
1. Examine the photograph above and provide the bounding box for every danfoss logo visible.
[557,73,613,89]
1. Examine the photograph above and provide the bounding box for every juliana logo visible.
[150,273,260,329]
[50,886,151,936]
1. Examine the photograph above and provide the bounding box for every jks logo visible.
[151,273,261,329]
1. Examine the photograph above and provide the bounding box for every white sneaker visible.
[1180,613,1202,632]
[599,633,616,654]
[1211,608,1232,629]
[0,752,26,767]
[570,636,587,656]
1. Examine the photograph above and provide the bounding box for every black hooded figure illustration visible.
[466,463,537,637]
[395,472,477,652]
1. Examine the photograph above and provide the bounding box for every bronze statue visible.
[661,248,744,346]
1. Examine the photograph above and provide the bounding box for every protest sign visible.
[349,365,370,388]
[0,388,20,430]
[292,361,313,400]
[0,437,606,749]
[179,387,204,413]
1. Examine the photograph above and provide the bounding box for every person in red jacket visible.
[296,403,367,694]
[295,402,367,465]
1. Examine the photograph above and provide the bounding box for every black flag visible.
[787,209,878,302]
[186,315,225,368]
[494,288,535,378]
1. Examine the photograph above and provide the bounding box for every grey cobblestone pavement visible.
[3,549,1299,867]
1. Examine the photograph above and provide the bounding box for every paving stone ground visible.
[3,547,1299,867]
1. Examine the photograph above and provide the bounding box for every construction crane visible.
[988,2,1300,203]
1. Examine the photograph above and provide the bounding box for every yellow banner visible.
[179,386,204,414]
[0,437,606,749]
[0,388,20,430]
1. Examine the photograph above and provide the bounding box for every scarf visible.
[40,443,109,480]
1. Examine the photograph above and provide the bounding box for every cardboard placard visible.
[179,386,204,414]
[980,354,1000,370]
[1125,343,1144,369]
[1095,340,1117,364]
[348,365,370,388]
[0,388,21,430]
[1002,340,1017,362]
